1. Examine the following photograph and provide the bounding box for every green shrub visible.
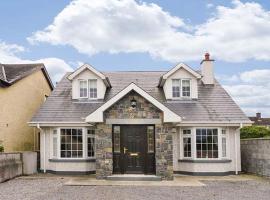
[0,145,4,152]
[240,126,270,139]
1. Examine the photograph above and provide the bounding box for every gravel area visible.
[0,175,270,200]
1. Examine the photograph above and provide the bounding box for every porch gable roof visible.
[85,82,182,123]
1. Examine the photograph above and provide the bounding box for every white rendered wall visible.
[163,68,198,100]
[71,69,107,100]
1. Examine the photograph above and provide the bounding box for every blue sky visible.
[0,0,269,116]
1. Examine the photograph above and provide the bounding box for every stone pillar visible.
[95,124,113,179]
[155,124,174,180]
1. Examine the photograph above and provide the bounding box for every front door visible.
[113,125,155,174]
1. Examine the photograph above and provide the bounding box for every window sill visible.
[49,158,96,163]
[178,159,232,163]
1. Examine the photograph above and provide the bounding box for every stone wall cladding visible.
[95,91,175,180]
[95,124,113,179]
[105,91,162,119]
[155,124,174,180]
[241,138,270,177]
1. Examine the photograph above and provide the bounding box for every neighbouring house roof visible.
[31,71,250,124]
[249,116,270,126]
[0,63,54,90]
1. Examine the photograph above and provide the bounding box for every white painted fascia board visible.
[176,121,253,127]
[28,121,93,127]
[85,83,182,123]
[67,63,111,87]
[159,63,202,87]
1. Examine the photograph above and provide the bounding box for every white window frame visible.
[52,129,58,158]
[86,128,95,158]
[181,79,191,97]
[79,80,88,98]
[88,79,98,99]
[182,129,192,158]
[172,79,181,98]
[180,127,230,161]
[221,128,228,158]
[172,78,191,99]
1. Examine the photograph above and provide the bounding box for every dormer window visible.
[172,79,181,98]
[182,79,191,97]
[79,80,88,98]
[89,79,97,99]
[172,79,191,98]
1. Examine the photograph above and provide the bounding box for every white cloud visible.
[206,3,214,9]
[28,0,270,62]
[223,69,270,117]
[240,69,270,83]
[0,42,73,83]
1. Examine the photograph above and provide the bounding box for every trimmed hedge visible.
[240,126,270,139]
[0,145,4,152]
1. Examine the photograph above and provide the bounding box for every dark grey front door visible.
[113,125,155,174]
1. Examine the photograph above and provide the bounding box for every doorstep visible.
[64,176,205,187]
[106,174,162,181]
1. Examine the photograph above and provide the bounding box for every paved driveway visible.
[0,174,269,200]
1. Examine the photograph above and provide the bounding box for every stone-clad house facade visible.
[30,53,251,180]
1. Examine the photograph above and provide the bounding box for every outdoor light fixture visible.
[131,97,137,108]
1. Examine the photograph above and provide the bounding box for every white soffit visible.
[85,83,182,123]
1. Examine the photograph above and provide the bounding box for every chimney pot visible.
[205,52,210,60]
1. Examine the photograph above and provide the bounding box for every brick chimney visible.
[201,53,215,85]
[256,112,261,119]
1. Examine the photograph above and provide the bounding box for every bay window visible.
[181,128,228,160]
[51,128,95,160]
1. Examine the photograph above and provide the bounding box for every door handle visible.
[124,147,128,154]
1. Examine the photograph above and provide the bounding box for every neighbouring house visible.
[249,113,270,129]
[30,53,251,180]
[0,63,53,152]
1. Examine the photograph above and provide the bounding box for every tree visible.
[240,126,270,139]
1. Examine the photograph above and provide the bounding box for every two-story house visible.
[0,63,53,152]
[30,53,251,180]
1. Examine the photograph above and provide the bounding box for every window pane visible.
[172,79,180,98]
[183,137,191,158]
[87,129,95,157]
[182,80,190,97]
[222,137,226,157]
[89,80,97,99]
[79,80,87,97]
[60,128,83,158]
[196,128,218,159]
[147,126,154,153]
[113,126,120,153]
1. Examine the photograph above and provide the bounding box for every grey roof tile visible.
[31,71,250,123]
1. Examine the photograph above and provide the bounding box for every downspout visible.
[235,123,243,175]
[37,123,46,173]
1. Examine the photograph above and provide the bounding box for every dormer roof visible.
[158,63,202,87]
[67,63,111,87]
